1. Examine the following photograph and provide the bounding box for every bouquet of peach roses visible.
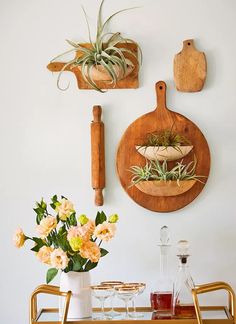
[13,195,118,283]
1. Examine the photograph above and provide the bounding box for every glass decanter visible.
[150,226,173,318]
[172,240,196,318]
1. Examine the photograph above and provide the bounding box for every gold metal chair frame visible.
[30,284,71,324]
[192,281,236,324]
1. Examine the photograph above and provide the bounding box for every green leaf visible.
[58,225,67,235]
[77,254,87,267]
[51,195,58,203]
[95,211,107,226]
[100,248,109,257]
[68,212,77,226]
[31,237,45,252]
[32,237,44,245]
[57,233,71,252]
[40,198,47,210]
[50,203,57,210]
[64,260,73,273]
[84,261,98,271]
[36,212,44,225]
[72,254,82,271]
[46,268,58,284]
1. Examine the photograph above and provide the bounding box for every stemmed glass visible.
[115,285,139,319]
[90,285,114,320]
[100,281,124,318]
[124,283,146,318]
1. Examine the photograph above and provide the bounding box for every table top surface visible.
[35,307,230,324]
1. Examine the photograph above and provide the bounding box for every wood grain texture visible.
[91,106,105,206]
[116,81,211,212]
[47,43,139,90]
[174,39,207,92]
[135,180,197,197]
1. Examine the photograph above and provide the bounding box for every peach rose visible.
[13,228,26,248]
[67,220,95,242]
[78,220,95,241]
[80,241,101,263]
[50,248,69,270]
[94,222,116,241]
[37,246,53,265]
[67,226,80,240]
[56,198,74,221]
[36,216,57,238]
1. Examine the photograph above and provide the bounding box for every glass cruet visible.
[150,226,173,318]
[172,240,196,318]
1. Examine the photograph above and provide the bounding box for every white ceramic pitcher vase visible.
[59,271,92,319]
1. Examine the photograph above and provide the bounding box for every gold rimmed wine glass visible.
[90,285,114,320]
[115,285,139,319]
[100,281,124,318]
[124,283,146,318]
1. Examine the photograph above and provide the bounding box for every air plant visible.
[129,157,206,186]
[50,0,141,92]
[140,129,191,150]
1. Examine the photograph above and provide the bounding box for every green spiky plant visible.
[51,0,141,92]
[138,129,191,154]
[129,157,206,186]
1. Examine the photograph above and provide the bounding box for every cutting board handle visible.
[182,39,196,50]
[155,81,167,111]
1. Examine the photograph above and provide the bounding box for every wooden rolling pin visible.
[91,105,105,206]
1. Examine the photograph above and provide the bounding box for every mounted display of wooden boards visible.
[116,81,211,212]
[174,39,207,92]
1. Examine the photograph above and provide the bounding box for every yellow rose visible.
[69,236,83,252]
[108,214,119,223]
[78,214,89,225]
[13,228,26,248]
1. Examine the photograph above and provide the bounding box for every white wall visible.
[1,0,236,322]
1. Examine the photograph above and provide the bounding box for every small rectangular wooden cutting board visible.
[47,43,139,90]
[174,39,207,92]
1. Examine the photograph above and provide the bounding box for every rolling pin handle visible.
[95,189,104,206]
[93,105,102,122]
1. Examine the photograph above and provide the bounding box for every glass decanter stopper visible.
[150,226,173,319]
[172,240,196,318]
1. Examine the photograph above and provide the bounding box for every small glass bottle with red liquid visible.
[172,240,196,319]
[150,226,173,319]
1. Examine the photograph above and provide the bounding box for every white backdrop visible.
[1,0,236,322]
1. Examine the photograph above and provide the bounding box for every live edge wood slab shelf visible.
[116,81,211,212]
[47,43,139,90]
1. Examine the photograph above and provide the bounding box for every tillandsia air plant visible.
[129,157,206,186]
[13,195,119,283]
[140,129,191,151]
[51,0,141,92]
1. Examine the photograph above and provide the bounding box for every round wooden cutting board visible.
[116,81,211,212]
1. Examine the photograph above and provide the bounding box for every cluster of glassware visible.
[90,281,146,319]
[91,227,195,320]
[150,226,196,319]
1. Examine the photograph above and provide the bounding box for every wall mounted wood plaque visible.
[174,39,207,92]
[116,81,210,212]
